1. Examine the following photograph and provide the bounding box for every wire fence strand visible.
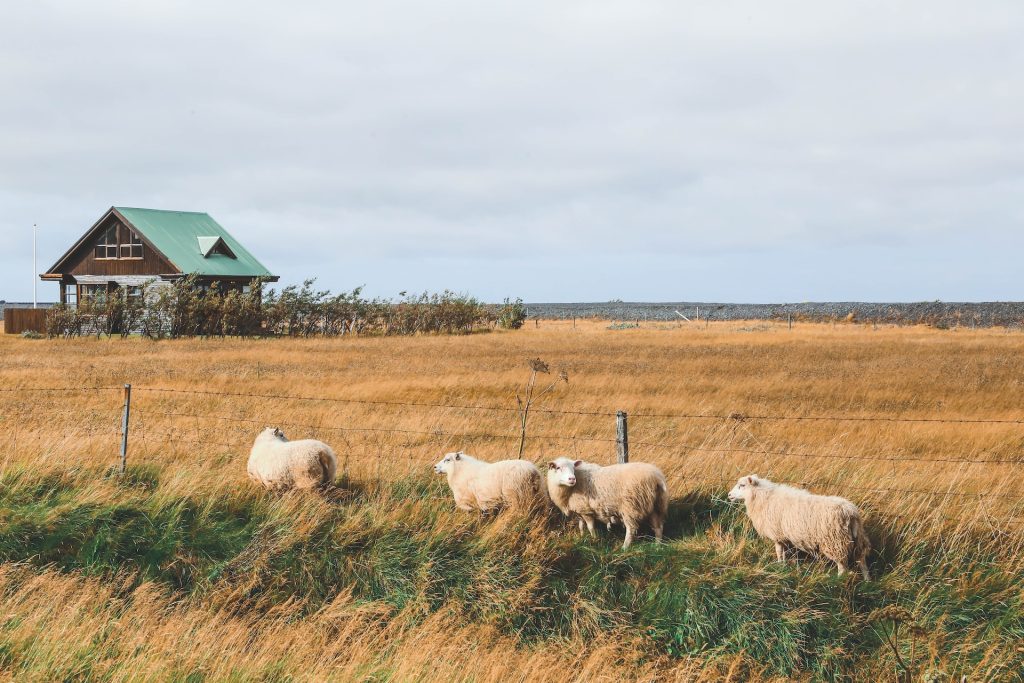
[0,386,123,394]
[132,386,1024,425]
[6,383,1024,508]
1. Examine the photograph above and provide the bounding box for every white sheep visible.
[728,474,871,579]
[247,427,338,491]
[546,457,668,550]
[433,451,545,514]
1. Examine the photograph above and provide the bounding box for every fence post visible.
[120,383,132,474]
[616,410,628,464]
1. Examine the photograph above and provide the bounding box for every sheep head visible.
[433,451,464,475]
[260,426,287,441]
[547,457,583,487]
[728,474,762,501]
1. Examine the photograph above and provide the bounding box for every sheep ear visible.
[747,475,758,486]
[573,460,582,468]
[454,453,461,461]
[548,462,557,470]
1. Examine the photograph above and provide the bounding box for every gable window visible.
[94,224,144,260]
[95,226,119,259]
[209,241,233,257]
[197,236,236,259]
[121,230,143,259]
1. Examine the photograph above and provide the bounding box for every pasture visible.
[1,320,1022,681]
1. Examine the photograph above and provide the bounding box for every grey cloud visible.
[1,0,1023,302]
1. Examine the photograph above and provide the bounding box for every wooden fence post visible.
[120,383,132,474]
[616,411,628,463]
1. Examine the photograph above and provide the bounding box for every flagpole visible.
[33,224,38,309]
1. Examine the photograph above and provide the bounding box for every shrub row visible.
[45,276,527,339]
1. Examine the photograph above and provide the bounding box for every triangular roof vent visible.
[197,236,237,259]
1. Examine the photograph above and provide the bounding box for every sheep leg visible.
[774,542,788,563]
[858,559,870,581]
[836,561,848,576]
[582,515,597,538]
[577,518,586,535]
[652,519,664,543]
[621,524,637,550]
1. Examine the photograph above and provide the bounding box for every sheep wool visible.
[546,457,668,550]
[433,451,545,513]
[247,427,338,491]
[728,474,870,579]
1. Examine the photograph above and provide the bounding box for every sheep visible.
[247,427,337,491]
[728,474,871,579]
[433,451,545,514]
[546,457,668,550]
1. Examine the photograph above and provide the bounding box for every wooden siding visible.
[64,214,178,277]
[4,308,47,335]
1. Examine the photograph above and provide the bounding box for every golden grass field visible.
[6,320,1024,518]
[1,320,1023,681]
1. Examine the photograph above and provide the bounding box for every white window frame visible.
[94,226,119,260]
[119,230,144,260]
[95,224,144,260]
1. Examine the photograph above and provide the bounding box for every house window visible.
[120,230,144,259]
[126,285,144,303]
[80,284,107,304]
[95,225,119,259]
[94,224,144,260]
[65,284,77,308]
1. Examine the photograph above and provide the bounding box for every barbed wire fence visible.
[4,384,1024,517]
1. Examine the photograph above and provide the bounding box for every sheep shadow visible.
[547,492,723,547]
[661,491,722,541]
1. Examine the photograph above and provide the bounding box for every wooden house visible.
[39,207,278,306]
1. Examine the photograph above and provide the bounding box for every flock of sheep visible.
[247,427,872,579]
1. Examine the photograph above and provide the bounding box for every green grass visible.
[0,466,1021,680]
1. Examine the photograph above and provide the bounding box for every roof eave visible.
[165,273,279,281]
[44,206,116,274]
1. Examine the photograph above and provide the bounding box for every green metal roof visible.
[114,207,274,278]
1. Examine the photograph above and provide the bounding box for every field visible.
[1,320,1023,681]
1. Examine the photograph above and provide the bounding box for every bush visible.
[45,278,519,340]
[496,297,527,330]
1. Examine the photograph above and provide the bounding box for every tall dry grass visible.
[1,320,1023,680]
[5,320,1024,517]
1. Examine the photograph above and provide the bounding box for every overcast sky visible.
[2,1,1022,303]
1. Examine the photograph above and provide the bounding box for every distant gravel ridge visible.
[524,301,1024,327]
